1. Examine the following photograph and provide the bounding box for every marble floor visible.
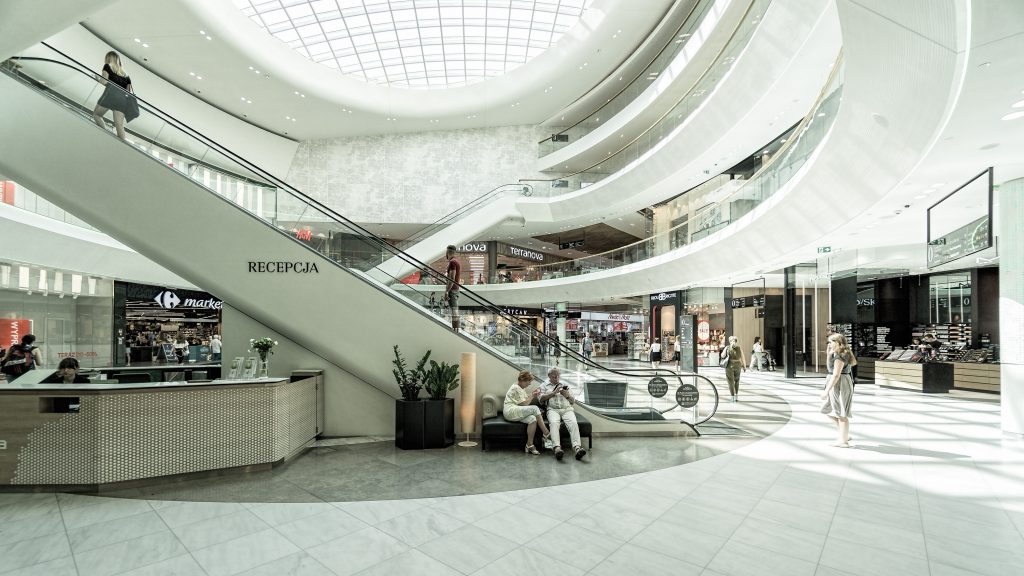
[1,372,1022,576]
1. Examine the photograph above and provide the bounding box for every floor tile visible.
[729,516,826,562]
[747,497,835,535]
[118,554,207,576]
[60,498,154,530]
[66,510,169,553]
[353,549,461,576]
[0,495,60,523]
[418,524,519,574]
[156,501,246,529]
[0,508,65,546]
[306,527,408,576]
[333,499,427,525]
[525,522,620,572]
[469,549,584,576]
[235,551,334,576]
[275,508,369,549]
[925,533,1024,576]
[706,540,817,576]
[818,536,929,576]
[74,532,186,576]
[427,494,511,524]
[374,507,464,547]
[171,509,272,552]
[0,555,78,576]
[828,515,927,559]
[190,528,301,576]
[247,502,332,527]
[589,542,703,576]
[630,518,729,567]
[0,532,72,575]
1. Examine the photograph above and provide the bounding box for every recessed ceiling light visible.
[196,75,203,80]
[1002,111,1024,121]
[978,62,991,68]
[189,72,195,76]
[142,43,149,48]
[134,38,141,43]
[199,30,205,34]
[1011,99,1024,108]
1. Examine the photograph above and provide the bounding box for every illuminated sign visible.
[295,229,313,241]
[507,245,544,262]
[154,290,223,310]
[459,243,487,253]
[697,321,711,342]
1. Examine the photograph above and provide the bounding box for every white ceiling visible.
[83,0,672,139]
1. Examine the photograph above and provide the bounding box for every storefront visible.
[114,282,223,366]
[576,311,644,357]
[460,305,544,358]
[0,263,113,369]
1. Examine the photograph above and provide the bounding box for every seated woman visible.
[42,358,91,384]
[504,370,552,455]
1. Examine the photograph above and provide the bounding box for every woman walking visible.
[821,333,854,447]
[92,51,133,140]
[721,336,746,402]
[750,336,764,371]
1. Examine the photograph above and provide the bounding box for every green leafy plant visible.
[423,360,460,400]
[392,345,430,401]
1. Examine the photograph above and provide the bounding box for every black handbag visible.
[124,94,140,122]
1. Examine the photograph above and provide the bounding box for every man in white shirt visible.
[210,335,223,361]
[538,367,587,461]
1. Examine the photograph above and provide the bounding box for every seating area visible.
[481,408,593,452]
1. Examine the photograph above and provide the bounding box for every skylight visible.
[233,0,590,88]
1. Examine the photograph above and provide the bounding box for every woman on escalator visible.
[92,51,133,140]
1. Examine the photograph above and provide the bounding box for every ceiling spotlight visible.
[1002,111,1024,121]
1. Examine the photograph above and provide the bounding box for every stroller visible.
[759,350,777,371]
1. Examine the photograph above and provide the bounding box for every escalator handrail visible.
[398,182,532,247]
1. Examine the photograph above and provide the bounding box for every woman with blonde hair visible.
[821,333,854,447]
[503,370,552,455]
[93,51,133,140]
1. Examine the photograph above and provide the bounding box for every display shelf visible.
[952,363,1000,393]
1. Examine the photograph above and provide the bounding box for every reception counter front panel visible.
[0,376,319,486]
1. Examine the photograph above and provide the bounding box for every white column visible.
[1001,178,1024,435]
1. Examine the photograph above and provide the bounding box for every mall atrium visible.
[0,0,1023,575]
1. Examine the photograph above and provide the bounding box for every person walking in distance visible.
[650,338,662,370]
[552,334,562,365]
[92,51,133,140]
[581,333,594,370]
[721,335,747,402]
[750,336,764,371]
[444,245,461,331]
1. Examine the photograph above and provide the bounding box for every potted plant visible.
[249,337,278,378]
[393,346,456,449]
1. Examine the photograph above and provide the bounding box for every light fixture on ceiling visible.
[1002,111,1024,121]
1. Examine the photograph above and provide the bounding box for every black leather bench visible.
[481,409,592,451]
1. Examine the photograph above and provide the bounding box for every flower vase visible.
[258,355,269,378]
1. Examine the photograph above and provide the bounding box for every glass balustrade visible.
[537,0,719,157]
[4,44,725,427]
[526,54,844,281]
[528,0,771,195]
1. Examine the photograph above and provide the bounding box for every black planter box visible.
[395,398,455,450]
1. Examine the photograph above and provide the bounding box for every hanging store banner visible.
[1,319,32,348]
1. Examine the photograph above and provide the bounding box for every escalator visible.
[0,44,722,435]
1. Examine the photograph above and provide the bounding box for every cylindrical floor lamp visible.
[458,352,477,447]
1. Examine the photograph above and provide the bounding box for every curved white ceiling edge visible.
[513,0,841,226]
[536,0,743,172]
[457,0,971,306]
[0,205,192,289]
[184,0,662,119]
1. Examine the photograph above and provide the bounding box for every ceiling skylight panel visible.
[235,0,588,88]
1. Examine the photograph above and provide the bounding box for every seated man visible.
[539,367,587,461]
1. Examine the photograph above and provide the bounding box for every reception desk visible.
[0,372,322,487]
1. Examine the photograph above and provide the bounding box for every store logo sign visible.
[508,246,544,261]
[651,292,674,302]
[459,243,487,253]
[154,290,223,310]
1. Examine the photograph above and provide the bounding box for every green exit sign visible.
[817,246,832,254]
